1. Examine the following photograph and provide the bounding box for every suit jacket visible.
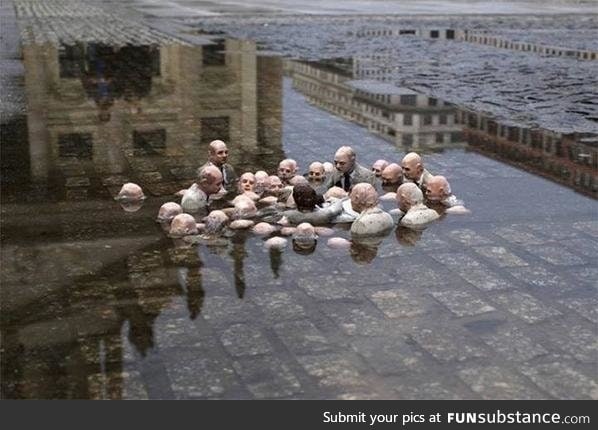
[411,168,433,191]
[327,162,376,190]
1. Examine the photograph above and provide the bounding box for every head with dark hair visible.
[292,184,324,212]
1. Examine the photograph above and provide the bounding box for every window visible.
[422,114,432,126]
[202,39,226,66]
[58,133,93,159]
[403,113,413,126]
[59,44,85,78]
[201,116,230,145]
[446,30,455,39]
[435,133,444,143]
[428,97,437,106]
[430,30,439,38]
[402,134,413,146]
[133,129,166,155]
[439,114,447,125]
[400,95,416,106]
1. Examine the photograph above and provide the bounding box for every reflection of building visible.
[18,38,283,199]
[460,109,598,197]
[287,59,463,151]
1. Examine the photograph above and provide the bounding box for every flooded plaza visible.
[1,0,597,399]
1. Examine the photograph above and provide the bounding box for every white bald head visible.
[397,182,423,212]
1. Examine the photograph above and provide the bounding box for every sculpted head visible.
[350,183,378,213]
[396,182,423,212]
[293,183,323,212]
[372,159,389,178]
[278,159,297,181]
[289,175,308,186]
[254,171,270,195]
[425,175,451,202]
[293,222,317,254]
[198,165,224,195]
[157,202,183,225]
[170,213,199,237]
[208,140,229,166]
[116,182,145,201]
[324,186,348,200]
[232,195,257,219]
[401,152,424,181]
[268,175,284,196]
[322,162,334,174]
[203,210,229,235]
[238,172,256,193]
[334,146,356,174]
[381,163,403,186]
[308,162,325,181]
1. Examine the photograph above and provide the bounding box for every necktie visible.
[343,173,351,191]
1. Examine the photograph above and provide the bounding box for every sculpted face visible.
[200,166,224,195]
[372,160,389,178]
[157,202,183,224]
[425,176,449,202]
[381,163,403,186]
[350,183,378,213]
[308,162,325,181]
[334,148,355,174]
[254,171,270,195]
[396,183,421,212]
[208,140,229,166]
[170,213,199,237]
[278,160,297,181]
[238,172,256,193]
[268,176,284,195]
[401,152,423,181]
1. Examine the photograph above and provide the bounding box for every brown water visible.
[1,38,597,399]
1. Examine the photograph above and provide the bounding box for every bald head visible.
[397,182,423,212]
[334,146,356,174]
[278,159,297,181]
[308,162,325,180]
[372,159,389,177]
[381,163,403,186]
[401,152,424,181]
[350,183,378,213]
[208,140,229,166]
[198,165,223,195]
[426,175,451,202]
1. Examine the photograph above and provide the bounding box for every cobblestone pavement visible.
[1,0,597,400]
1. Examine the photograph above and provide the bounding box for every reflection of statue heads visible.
[208,140,229,166]
[350,236,382,265]
[198,165,224,195]
[170,213,199,237]
[395,225,423,246]
[308,162,325,181]
[425,175,451,202]
[157,202,183,230]
[350,183,378,213]
[372,159,389,177]
[401,152,424,181]
[238,172,256,193]
[292,223,317,254]
[334,146,356,174]
[278,159,297,181]
[381,163,403,186]
[324,186,348,200]
[293,184,323,211]
[396,182,423,212]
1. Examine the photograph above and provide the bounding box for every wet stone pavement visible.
[1,0,597,399]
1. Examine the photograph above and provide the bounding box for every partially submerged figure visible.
[401,152,433,191]
[237,172,260,201]
[371,159,389,178]
[330,146,376,192]
[349,183,394,236]
[181,166,223,214]
[281,184,341,226]
[198,139,236,189]
[425,175,470,214]
[396,183,439,228]
[170,213,200,237]
[156,202,183,232]
[278,159,299,185]
[292,222,318,254]
[115,182,146,212]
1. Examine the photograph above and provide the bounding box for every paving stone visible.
[273,320,332,355]
[250,291,307,321]
[65,176,91,188]
[410,326,488,363]
[154,317,217,350]
[369,289,433,318]
[350,336,426,375]
[164,351,238,399]
[232,356,302,399]
[558,296,598,324]
[494,226,546,245]
[572,221,598,238]
[491,291,561,323]
[201,296,260,326]
[447,229,493,246]
[395,263,449,287]
[507,266,572,291]
[101,175,129,187]
[522,244,586,266]
[561,237,598,259]
[297,352,370,390]
[432,253,512,291]
[477,325,548,362]
[547,323,598,363]
[297,275,356,300]
[566,267,598,289]
[430,289,496,317]
[395,380,466,400]
[326,304,389,337]
[220,324,272,357]
[87,370,149,400]
[521,361,598,400]
[458,365,545,399]
[473,246,528,267]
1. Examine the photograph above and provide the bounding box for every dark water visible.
[1,37,597,399]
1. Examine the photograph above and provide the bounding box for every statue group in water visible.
[115,139,469,258]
